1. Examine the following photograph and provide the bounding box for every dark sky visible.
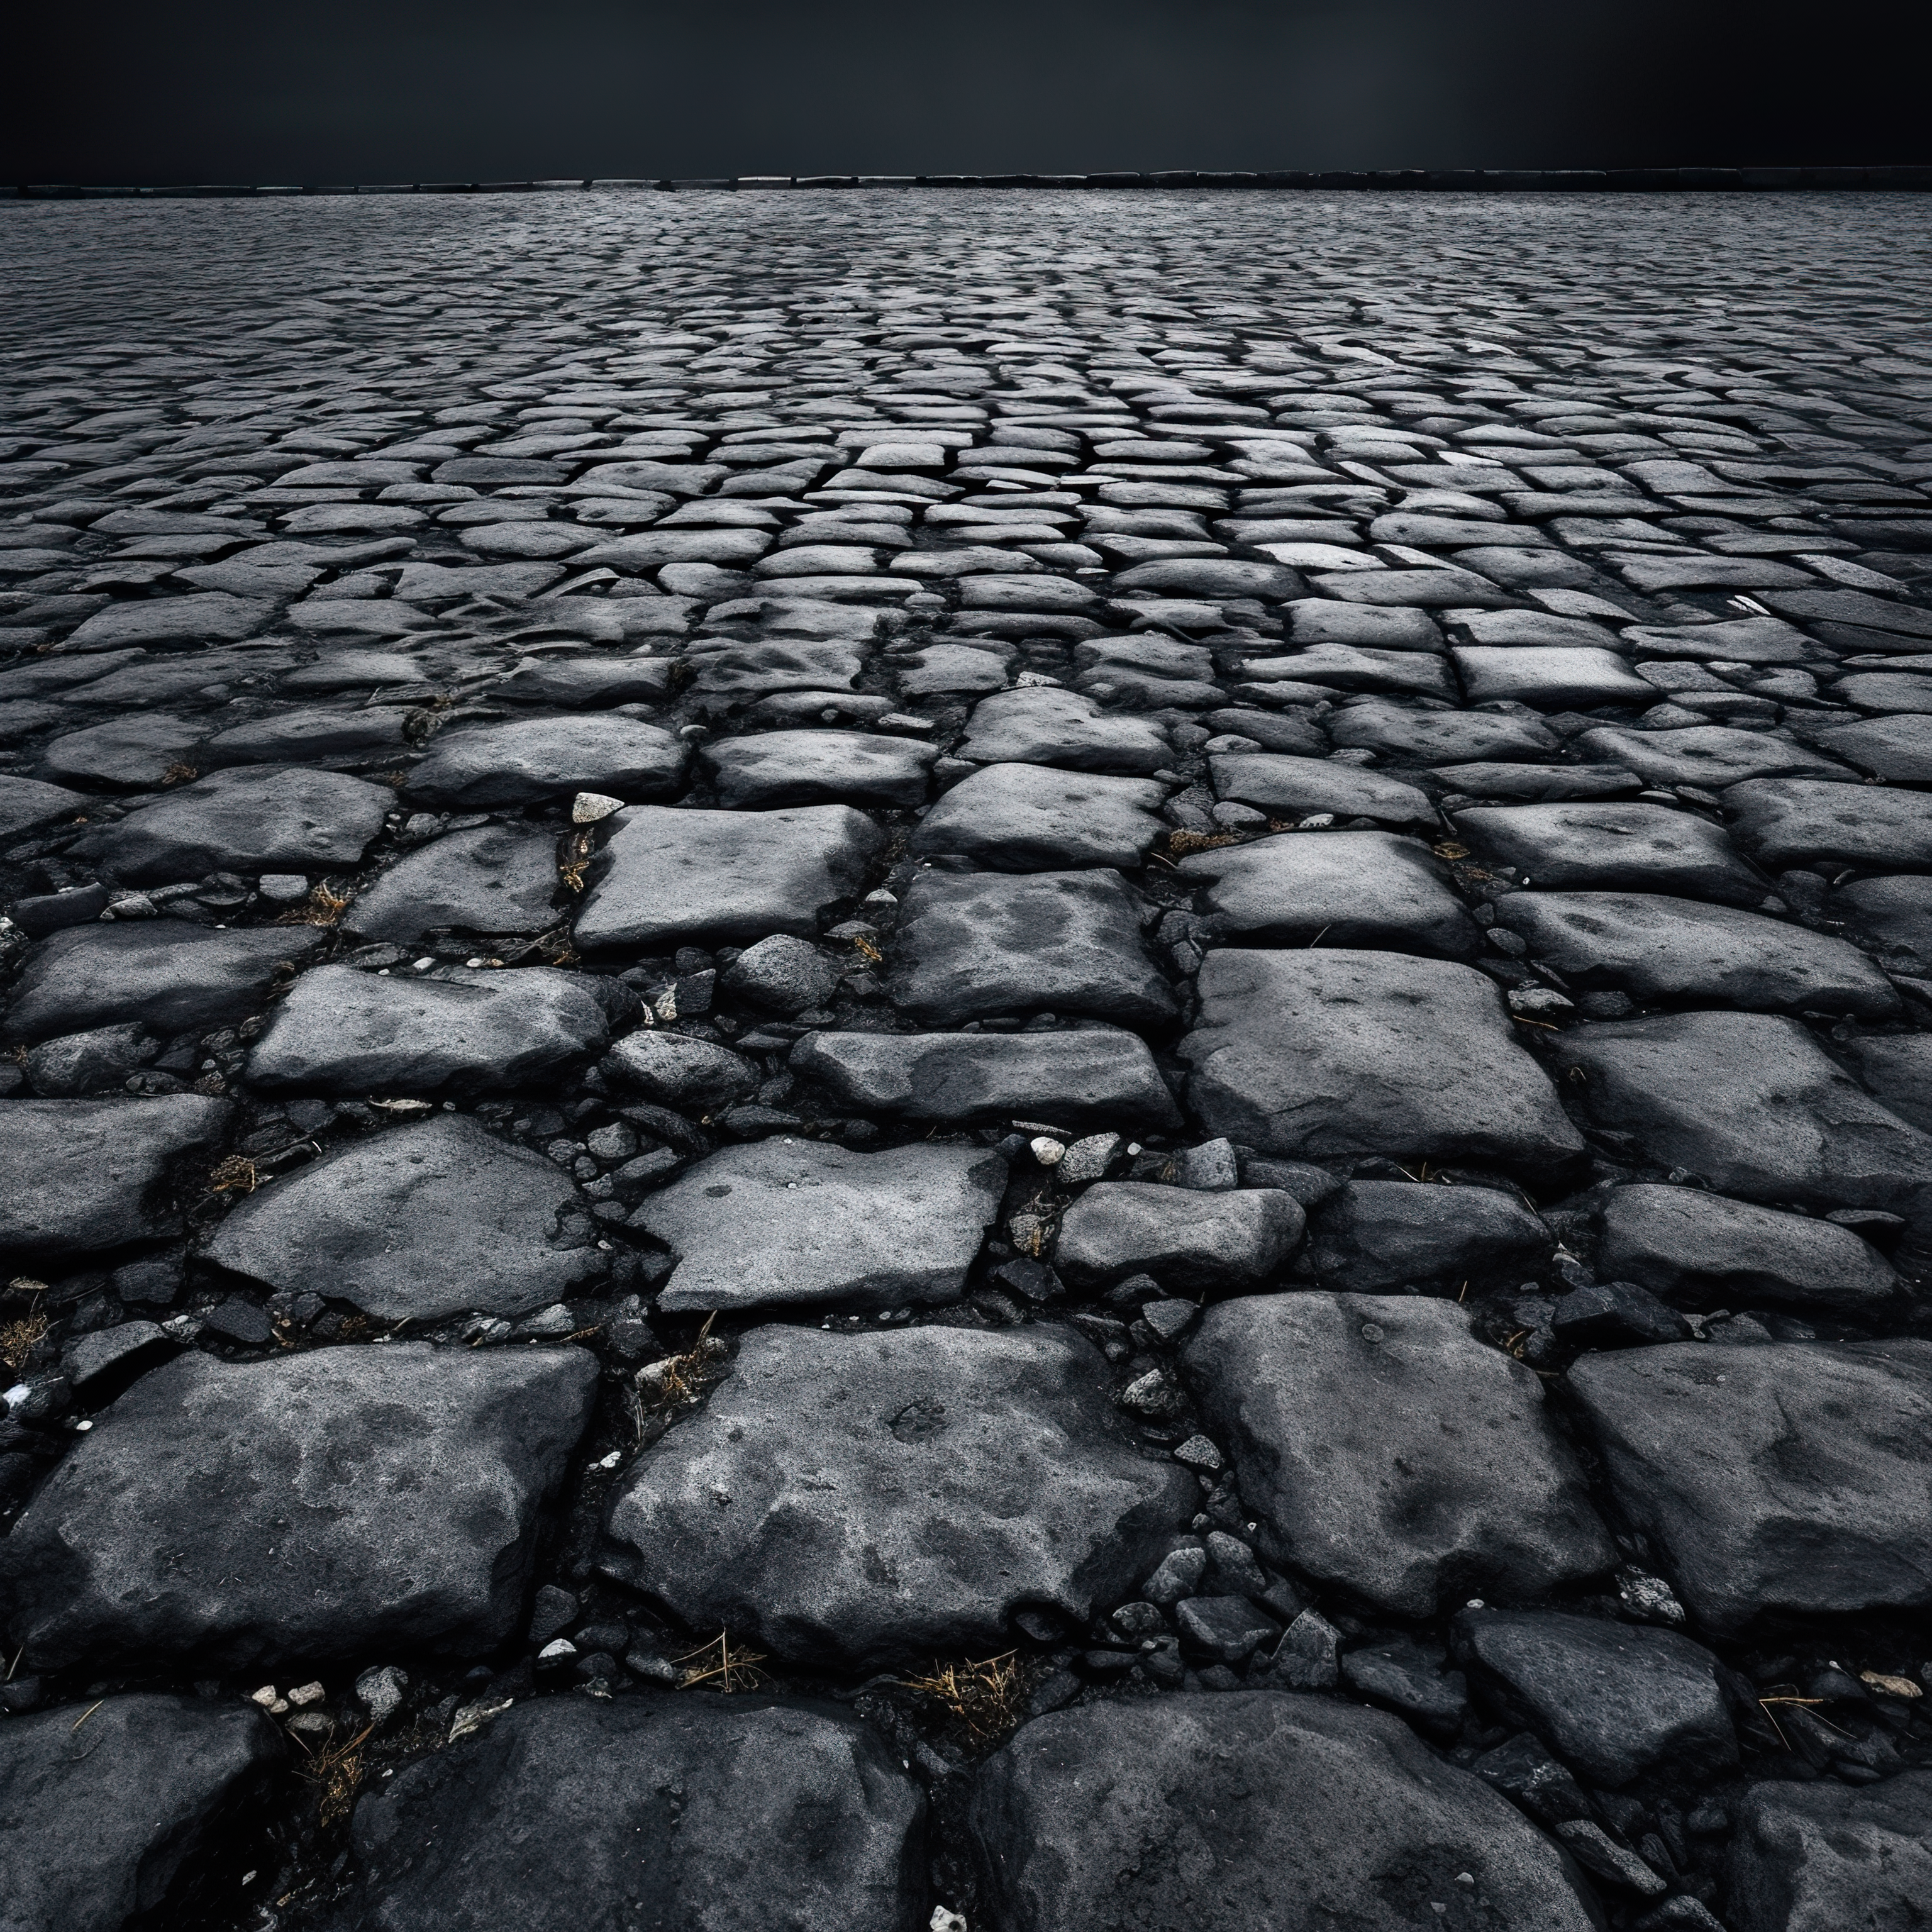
[9,0,1926,185]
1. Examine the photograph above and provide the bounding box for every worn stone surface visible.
[0,1694,283,1932]
[1303,1179,1552,1292]
[576,802,882,950]
[1493,891,1900,1018]
[1180,830,1482,957]
[406,716,686,809]
[345,822,562,941]
[1456,802,1768,905]
[246,963,619,1094]
[2,920,325,1044]
[0,1343,597,1669]
[636,1138,1006,1312]
[203,1114,602,1319]
[791,1026,1180,1129]
[0,1094,230,1261]
[1185,1294,1613,1615]
[602,1324,1192,1667]
[1554,1011,1932,1215]
[1726,1774,1932,1932]
[72,767,392,884]
[888,867,1176,1026]
[332,1696,925,1932]
[7,188,1932,1925]
[1597,1183,1899,1312]
[1055,1182,1305,1289]
[969,1692,1601,1932]
[1568,1340,1932,1633]
[1452,1607,1735,1788]
[911,762,1169,870]
[1179,949,1585,1174]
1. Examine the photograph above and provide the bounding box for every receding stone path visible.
[1,186,1930,1932]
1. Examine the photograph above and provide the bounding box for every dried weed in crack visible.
[899,1652,1029,1746]
[0,1313,48,1372]
[293,1721,375,1828]
[276,882,352,927]
[208,1154,259,1195]
[675,1632,767,1694]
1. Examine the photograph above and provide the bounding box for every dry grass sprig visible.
[0,1313,48,1372]
[276,882,352,927]
[675,1631,767,1694]
[208,1155,259,1195]
[899,1652,1028,1743]
[292,1722,375,1827]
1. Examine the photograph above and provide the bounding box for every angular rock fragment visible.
[1179,949,1584,1173]
[968,1693,1601,1932]
[1184,1294,1613,1614]
[1,1343,598,1669]
[1180,830,1482,958]
[1597,1184,1899,1312]
[1330,700,1557,762]
[2,921,325,1044]
[1452,645,1653,709]
[575,804,882,951]
[1727,1774,1932,1932]
[1455,802,1767,904]
[203,1114,602,1319]
[1208,752,1436,827]
[245,963,621,1094]
[1844,1033,1932,1133]
[0,774,90,843]
[1573,726,1848,791]
[405,717,686,809]
[1568,1339,1932,1631]
[345,823,562,942]
[889,869,1177,1027]
[0,1094,230,1262]
[1553,1011,1932,1214]
[911,762,1169,870]
[635,1139,1005,1313]
[701,728,935,808]
[791,1027,1180,1130]
[1303,1180,1552,1292]
[72,767,391,884]
[957,686,1172,774]
[0,1694,282,1932]
[1727,775,1932,871]
[1452,1607,1735,1787]
[335,1697,924,1932]
[602,1029,758,1111]
[1055,1183,1303,1289]
[1494,891,1899,1017]
[601,1324,1192,1667]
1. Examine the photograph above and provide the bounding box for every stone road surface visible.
[2,189,1931,1932]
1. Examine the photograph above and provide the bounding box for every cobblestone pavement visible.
[3,189,1932,1932]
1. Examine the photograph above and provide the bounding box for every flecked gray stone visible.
[333,1696,925,1932]
[0,1694,282,1932]
[601,1323,1192,1668]
[245,963,621,1095]
[576,804,883,952]
[0,1094,230,1263]
[968,1692,1600,1932]
[202,1114,602,1320]
[1179,949,1585,1174]
[0,1342,598,1670]
[635,1138,1006,1313]
[1184,1293,1613,1615]
[1054,1183,1304,1290]
[1568,1338,1932,1633]
[791,1026,1179,1130]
